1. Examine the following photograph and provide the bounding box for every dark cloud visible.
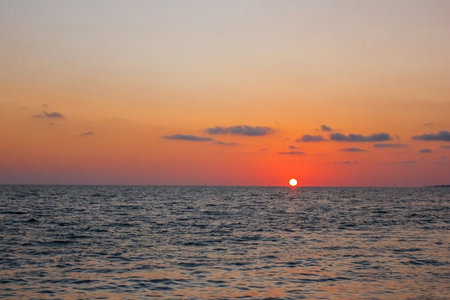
[278,151,306,155]
[340,147,365,152]
[330,132,392,142]
[441,145,450,149]
[215,141,238,146]
[373,143,407,148]
[163,134,213,142]
[205,125,274,136]
[34,111,65,119]
[419,148,432,153]
[424,122,433,127]
[296,134,324,142]
[412,131,450,142]
[320,124,333,132]
[163,134,238,145]
[288,145,297,149]
[81,131,94,136]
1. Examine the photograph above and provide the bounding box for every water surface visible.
[1,186,449,299]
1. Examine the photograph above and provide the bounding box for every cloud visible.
[278,151,306,155]
[34,110,65,119]
[215,141,238,146]
[320,124,333,132]
[163,134,238,146]
[441,145,450,149]
[412,131,450,142]
[419,148,432,153]
[205,125,274,136]
[81,131,94,136]
[163,134,213,142]
[373,143,407,148]
[338,160,358,165]
[288,145,297,149]
[424,122,433,127]
[340,147,365,152]
[296,134,324,142]
[330,132,392,142]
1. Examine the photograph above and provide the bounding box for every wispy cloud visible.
[373,143,407,148]
[330,132,392,142]
[34,111,65,119]
[288,145,297,149]
[419,148,432,153]
[435,156,447,165]
[215,141,239,146]
[396,160,415,165]
[320,124,333,132]
[340,147,365,152]
[423,122,434,127]
[81,131,94,136]
[412,131,450,142]
[163,134,213,142]
[296,134,324,142]
[163,134,239,146]
[278,151,306,155]
[205,125,274,136]
[441,145,450,149]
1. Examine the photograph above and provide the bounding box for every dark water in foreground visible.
[0,186,449,299]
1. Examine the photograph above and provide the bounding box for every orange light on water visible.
[289,178,298,187]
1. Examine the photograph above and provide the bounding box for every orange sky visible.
[1,0,449,186]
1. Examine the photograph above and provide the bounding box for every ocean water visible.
[0,186,449,299]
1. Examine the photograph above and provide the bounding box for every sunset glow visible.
[0,1,449,186]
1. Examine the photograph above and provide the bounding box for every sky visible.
[1,0,449,186]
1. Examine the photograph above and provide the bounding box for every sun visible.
[289,178,298,187]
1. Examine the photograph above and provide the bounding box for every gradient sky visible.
[1,0,449,186]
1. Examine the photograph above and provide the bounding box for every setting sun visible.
[289,178,298,187]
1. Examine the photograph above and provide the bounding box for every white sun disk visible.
[289,178,298,187]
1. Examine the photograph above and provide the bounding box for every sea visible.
[0,185,449,299]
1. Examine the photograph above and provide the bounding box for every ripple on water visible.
[0,186,449,299]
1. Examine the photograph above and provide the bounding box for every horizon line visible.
[0,183,447,188]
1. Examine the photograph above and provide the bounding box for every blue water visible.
[0,186,449,299]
